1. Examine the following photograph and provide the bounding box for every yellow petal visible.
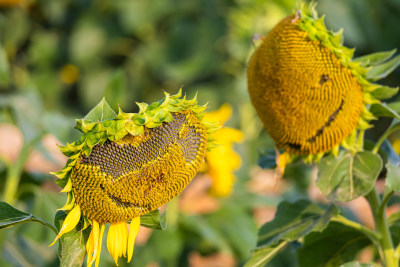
[204,103,233,124]
[49,205,81,246]
[87,221,99,267]
[108,222,129,266]
[86,227,95,266]
[277,151,291,176]
[127,217,141,263]
[107,223,118,266]
[121,223,128,257]
[212,127,244,144]
[95,224,105,267]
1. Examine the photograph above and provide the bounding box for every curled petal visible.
[49,205,81,246]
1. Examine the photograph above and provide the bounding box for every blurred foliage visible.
[0,0,400,266]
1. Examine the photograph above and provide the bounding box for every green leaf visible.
[370,85,399,100]
[366,54,400,81]
[297,222,371,267]
[0,201,57,233]
[0,45,10,86]
[257,200,338,246]
[387,212,400,246]
[245,200,338,267]
[316,151,382,202]
[353,49,397,66]
[385,162,400,193]
[386,102,400,113]
[340,262,376,267]
[84,97,117,122]
[370,102,400,120]
[244,241,288,267]
[54,210,91,267]
[139,209,167,230]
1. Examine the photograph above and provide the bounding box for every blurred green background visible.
[0,0,399,266]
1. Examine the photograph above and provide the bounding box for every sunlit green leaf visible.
[0,44,10,86]
[244,241,288,267]
[84,97,117,122]
[245,200,338,267]
[385,162,400,193]
[370,102,400,119]
[139,209,167,230]
[297,222,371,267]
[316,151,382,202]
[370,85,399,100]
[353,49,397,66]
[340,262,376,267]
[0,202,56,233]
[54,211,91,267]
[387,212,400,246]
[257,200,338,246]
[366,54,400,81]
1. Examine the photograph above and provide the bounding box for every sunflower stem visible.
[365,187,398,267]
[331,215,380,244]
[372,122,400,154]
[2,134,43,205]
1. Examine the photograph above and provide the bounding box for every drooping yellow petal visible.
[107,223,118,266]
[86,226,95,266]
[95,224,105,267]
[49,205,81,246]
[121,222,128,257]
[127,217,141,263]
[87,221,99,267]
[107,222,128,266]
[277,151,291,176]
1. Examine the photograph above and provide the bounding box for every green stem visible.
[366,187,398,267]
[372,122,400,154]
[331,215,380,243]
[2,134,43,205]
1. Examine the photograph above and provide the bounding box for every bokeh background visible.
[1,0,400,266]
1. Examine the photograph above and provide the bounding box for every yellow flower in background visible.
[392,139,400,155]
[49,91,217,266]
[204,104,244,197]
[60,64,80,84]
[0,0,23,7]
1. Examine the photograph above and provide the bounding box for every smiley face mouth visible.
[99,184,148,210]
[306,99,344,143]
[285,99,344,150]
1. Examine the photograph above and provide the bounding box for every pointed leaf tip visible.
[84,98,117,122]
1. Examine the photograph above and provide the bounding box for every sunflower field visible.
[1,0,400,266]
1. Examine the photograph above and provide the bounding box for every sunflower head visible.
[50,90,218,266]
[248,2,387,158]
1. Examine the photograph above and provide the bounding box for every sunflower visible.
[247,2,394,163]
[49,90,218,266]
